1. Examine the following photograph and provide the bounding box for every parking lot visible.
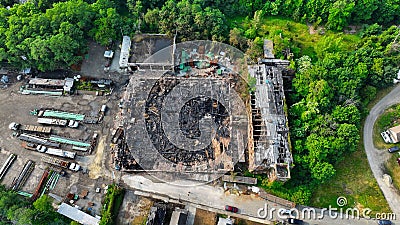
[0,40,131,216]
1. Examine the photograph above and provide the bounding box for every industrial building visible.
[247,40,292,181]
[117,40,292,182]
[57,203,100,225]
[118,41,248,183]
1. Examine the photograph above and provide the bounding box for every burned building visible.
[116,40,291,183]
[247,40,292,181]
[118,41,248,183]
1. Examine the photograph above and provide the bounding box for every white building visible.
[119,36,131,68]
[57,203,100,225]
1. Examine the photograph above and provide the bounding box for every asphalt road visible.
[363,84,400,218]
[122,175,385,225]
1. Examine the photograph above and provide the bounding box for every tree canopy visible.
[0,186,70,225]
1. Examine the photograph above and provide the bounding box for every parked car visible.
[388,146,399,153]
[378,219,392,225]
[224,205,238,213]
[287,218,303,224]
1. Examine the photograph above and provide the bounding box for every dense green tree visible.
[91,7,121,46]
[0,0,16,7]
[311,161,336,182]
[326,0,355,30]
[361,23,382,38]
[332,105,360,125]
[157,0,227,41]
[229,27,248,50]
[143,8,159,32]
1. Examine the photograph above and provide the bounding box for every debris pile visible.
[111,127,141,170]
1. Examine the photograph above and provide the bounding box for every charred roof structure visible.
[247,40,292,181]
[119,41,248,183]
[117,40,291,183]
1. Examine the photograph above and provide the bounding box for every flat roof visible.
[104,50,114,58]
[120,36,131,67]
[218,217,234,225]
[64,78,74,91]
[121,36,131,52]
[57,203,100,225]
[263,39,274,59]
[29,78,65,86]
[169,209,187,225]
[389,124,400,134]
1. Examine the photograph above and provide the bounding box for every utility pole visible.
[172,30,177,72]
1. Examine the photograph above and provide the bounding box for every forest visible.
[0,0,399,206]
[0,185,72,225]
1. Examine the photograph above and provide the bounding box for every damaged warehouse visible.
[247,40,293,181]
[115,40,292,183]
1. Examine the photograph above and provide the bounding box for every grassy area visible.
[373,102,400,150]
[366,86,396,111]
[372,100,400,193]
[99,184,125,225]
[385,154,400,191]
[373,109,397,150]
[234,218,264,225]
[131,198,153,225]
[310,88,397,214]
[310,139,391,214]
[228,16,361,60]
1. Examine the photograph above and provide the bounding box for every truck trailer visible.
[45,148,76,159]
[37,118,67,126]
[20,141,75,159]
[0,153,17,180]
[41,156,80,171]
[36,109,85,121]
[37,118,78,128]
[21,142,47,152]
[18,133,60,148]
[9,122,51,134]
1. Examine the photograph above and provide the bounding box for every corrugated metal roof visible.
[57,203,100,225]
[29,78,65,86]
[21,89,63,96]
